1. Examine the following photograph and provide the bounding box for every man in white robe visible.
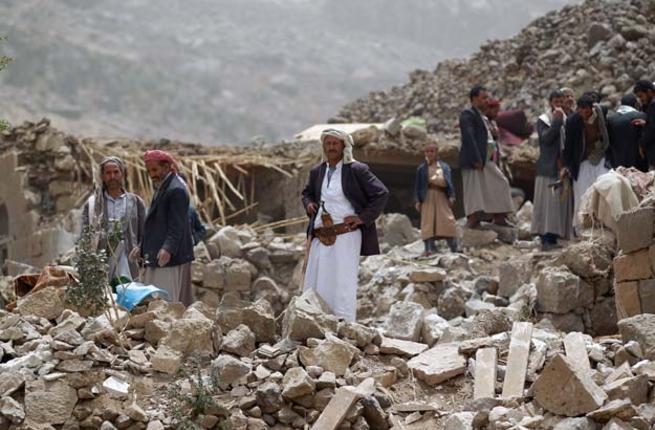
[301,129,389,321]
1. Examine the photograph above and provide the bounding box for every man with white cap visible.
[301,129,389,321]
[82,156,146,284]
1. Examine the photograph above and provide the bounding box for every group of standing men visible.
[82,150,196,305]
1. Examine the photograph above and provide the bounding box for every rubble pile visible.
[3,210,655,429]
[334,0,655,138]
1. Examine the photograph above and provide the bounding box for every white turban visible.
[320,128,355,164]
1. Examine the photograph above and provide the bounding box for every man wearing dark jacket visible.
[131,150,194,305]
[301,128,388,321]
[562,95,610,233]
[459,85,514,228]
[634,80,655,169]
[607,94,647,171]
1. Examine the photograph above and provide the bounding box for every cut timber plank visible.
[474,347,497,399]
[564,332,591,375]
[501,322,533,398]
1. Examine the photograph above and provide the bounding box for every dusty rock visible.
[461,228,497,248]
[212,355,251,386]
[383,302,424,341]
[216,297,276,343]
[282,290,338,341]
[407,342,466,385]
[533,354,607,417]
[159,317,215,356]
[616,207,655,253]
[151,345,183,375]
[409,267,446,283]
[379,337,428,357]
[337,321,379,348]
[0,373,25,397]
[298,333,358,376]
[222,324,256,357]
[618,314,655,360]
[0,396,24,424]
[282,367,315,399]
[498,258,531,298]
[603,374,649,405]
[380,213,419,246]
[421,312,449,346]
[256,382,283,414]
[444,411,474,430]
[24,379,78,425]
[553,417,599,430]
[16,287,64,320]
[438,287,469,320]
[614,250,652,282]
[209,226,242,258]
[536,266,593,314]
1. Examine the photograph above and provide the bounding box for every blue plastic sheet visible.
[115,282,169,311]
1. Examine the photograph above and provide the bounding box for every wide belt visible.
[312,223,356,246]
[428,183,446,190]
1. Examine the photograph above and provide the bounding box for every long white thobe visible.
[303,161,362,321]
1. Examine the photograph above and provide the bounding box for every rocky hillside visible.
[335,0,655,137]
[0,0,573,144]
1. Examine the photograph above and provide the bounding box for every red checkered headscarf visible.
[143,150,177,172]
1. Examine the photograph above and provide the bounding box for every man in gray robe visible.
[81,156,146,284]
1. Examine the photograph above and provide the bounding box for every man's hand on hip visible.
[344,215,364,230]
[157,249,171,267]
[306,202,318,216]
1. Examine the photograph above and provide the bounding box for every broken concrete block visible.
[603,374,649,405]
[282,367,315,400]
[533,354,607,416]
[383,302,424,341]
[614,249,653,282]
[536,266,593,314]
[222,324,256,357]
[407,342,466,385]
[282,290,338,342]
[618,313,655,360]
[409,267,446,283]
[16,286,64,321]
[616,207,655,254]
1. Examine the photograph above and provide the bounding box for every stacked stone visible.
[613,205,655,319]
[193,225,304,314]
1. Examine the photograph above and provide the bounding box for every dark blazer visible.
[301,161,389,256]
[414,161,454,203]
[563,107,610,181]
[141,173,194,267]
[638,100,655,167]
[459,107,488,168]
[535,115,565,178]
[608,108,648,171]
